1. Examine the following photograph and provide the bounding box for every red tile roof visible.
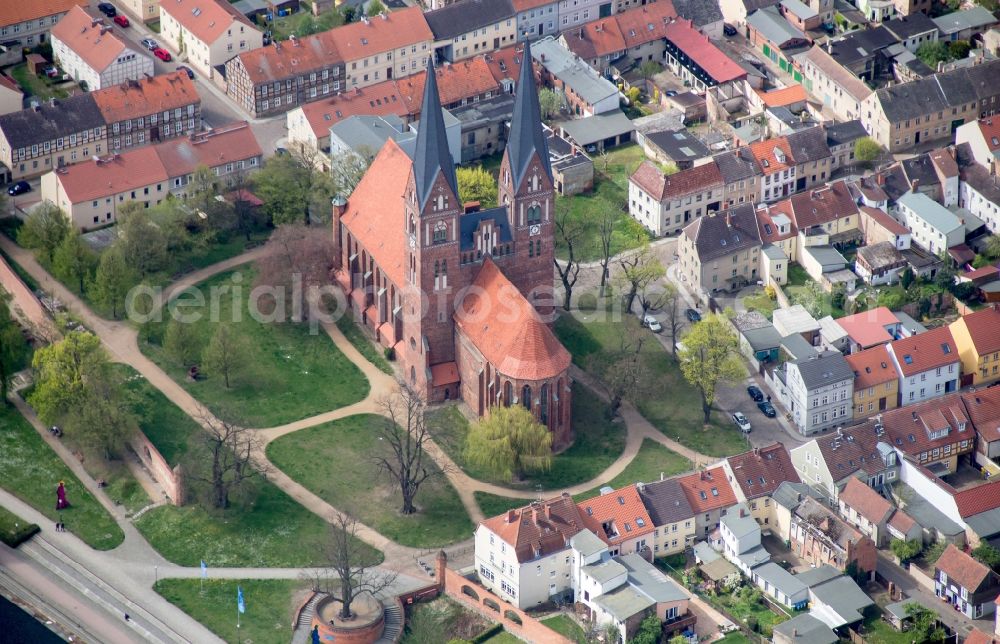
[454,257,571,381]
[233,31,342,85]
[340,138,412,286]
[511,0,554,10]
[159,0,256,45]
[786,180,858,229]
[954,305,1000,357]
[880,393,971,458]
[0,73,23,96]
[615,1,677,50]
[430,361,459,386]
[677,467,737,513]
[484,44,525,85]
[755,84,807,108]
[887,509,916,535]
[839,477,893,525]
[974,117,1000,153]
[749,137,793,176]
[953,479,1000,518]
[51,6,131,73]
[846,345,900,390]
[964,629,999,644]
[664,19,746,84]
[395,57,499,111]
[54,146,168,202]
[860,206,909,237]
[578,484,655,547]
[889,326,959,376]
[960,386,1000,446]
[726,443,800,500]
[153,121,262,178]
[630,160,723,201]
[961,265,999,281]
[0,0,85,29]
[756,202,797,244]
[480,493,585,563]
[935,543,996,591]
[561,18,626,60]
[297,80,408,137]
[329,7,433,63]
[91,72,199,124]
[837,307,899,349]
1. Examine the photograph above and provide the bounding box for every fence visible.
[0,253,60,343]
[907,563,936,593]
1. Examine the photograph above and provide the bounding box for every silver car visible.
[141,38,159,51]
[732,412,752,433]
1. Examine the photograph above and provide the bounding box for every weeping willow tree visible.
[465,405,552,482]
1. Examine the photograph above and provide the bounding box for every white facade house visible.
[628,160,725,237]
[51,7,153,90]
[784,351,855,436]
[894,191,965,254]
[159,0,263,80]
[515,0,560,40]
[886,326,960,406]
[959,166,1000,234]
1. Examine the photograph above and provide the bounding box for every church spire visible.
[412,58,458,211]
[507,40,552,187]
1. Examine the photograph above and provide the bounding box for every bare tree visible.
[658,282,684,357]
[185,411,266,509]
[615,244,665,313]
[255,224,334,319]
[553,201,586,310]
[307,513,398,620]
[330,146,373,198]
[597,208,615,298]
[375,388,446,515]
[593,324,647,418]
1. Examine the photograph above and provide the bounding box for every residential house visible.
[40,121,262,230]
[119,0,158,24]
[828,27,896,82]
[882,13,937,53]
[956,117,1000,173]
[0,0,86,66]
[785,126,834,191]
[425,0,517,63]
[531,37,619,116]
[556,0,612,29]
[959,160,1000,235]
[779,0,821,31]
[846,345,901,419]
[747,6,811,70]
[732,310,782,364]
[636,477,696,557]
[773,304,820,346]
[337,9,436,90]
[837,307,903,354]
[637,127,711,171]
[93,72,201,154]
[825,119,868,171]
[475,494,585,609]
[0,74,22,117]
[670,0,724,38]
[790,422,901,500]
[0,95,106,180]
[677,205,762,294]
[951,306,1000,388]
[715,147,762,208]
[749,136,795,202]
[887,326,960,406]
[513,0,559,41]
[770,480,824,543]
[722,443,802,526]
[861,59,1000,153]
[856,241,907,285]
[757,201,798,264]
[663,19,747,93]
[782,351,855,435]
[719,0,780,29]
[782,180,860,249]
[886,507,922,544]
[677,466,738,537]
[895,191,964,255]
[628,160,724,237]
[885,392,973,474]
[960,386,1000,471]
[818,315,849,353]
[929,147,959,208]
[791,495,878,578]
[891,0,932,16]
[329,110,460,170]
[837,477,895,546]
[578,484,655,557]
[560,1,676,75]
[51,6,153,90]
[720,503,771,575]
[935,544,1000,619]
[850,175,891,210]
[158,0,262,80]
[772,614,838,644]
[795,45,872,123]
[856,0,895,23]
[859,206,910,250]
[799,566,875,629]
[932,6,997,43]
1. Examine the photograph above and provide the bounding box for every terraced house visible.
[0,0,86,66]
[158,0,263,80]
[677,204,762,294]
[425,0,517,63]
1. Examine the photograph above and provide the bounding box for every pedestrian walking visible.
[124,613,130,622]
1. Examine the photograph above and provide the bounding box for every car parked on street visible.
[153,48,172,62]
[113,15,130,28]
[140,38,159,51]
[723,23,738,37]
[732,412,751,432]
[176,65,194,79]
[685,308,701,323]
[642,315,662,333]
[747,385,764,402]
[98,3,117,17]
[7,181,31,196]
[757,401,777,418]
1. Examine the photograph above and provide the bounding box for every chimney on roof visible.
[725,212,732,228]
[533,508,542,525]
[507,509,517,523]
[911,178,920,191]
[876,173,885,186]
[753,446,761,458]
[949,146,956,160]
[740,507,746,518]
[545,504,552,519]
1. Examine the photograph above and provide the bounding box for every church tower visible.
[402,60,463,397]
[497,40,555,305]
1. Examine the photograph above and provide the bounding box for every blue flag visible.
[200,560,207,579]
[237,586,245,614]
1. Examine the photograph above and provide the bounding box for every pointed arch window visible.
[504,381,512,407]
[540,383,549,426]
[433,220,447,244]
[522,385,531,410]
[527,205,541,224]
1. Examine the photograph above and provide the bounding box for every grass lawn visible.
[403,597,493,643]
[742,291,777,319]
[713,591,787,637]
[554,310,750,457]
[715,634,753,644]
[114,364,201,467]
[0,404,123,550]
[335,314,393,375]
[136,477,381,567]
[541,614,588,643]
[9,63,73,101]
[0,505,39,547]
[474,492,526,518]
[141,270,368,427]
[427,383,627,490]
[786,263,809,286]
[862,616,914,644]
[573,439,692,501]
[267,414,472,548]
[155,578,305,644]
[785,282,844,319]
[481,632,522,643]
[555,144,650,262]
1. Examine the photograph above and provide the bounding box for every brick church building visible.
[332,43,573,446]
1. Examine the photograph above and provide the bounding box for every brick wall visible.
[0,254,60,343]
[129,431,184,505]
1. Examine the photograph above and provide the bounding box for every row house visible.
[578,484,655,557]
[636,477,697,556]
[883,393,973,475]
[628,160,723,237]
[783,351,855,435]
[338,9,435,90]
[119,0,158,25]
[714,147,762,208]
[861,59,1000,153]
[513,0,560,41]
[935,544,1000,619]
[894,190,963,255]
[531,37,619,116]
[959,386,1000,471]
[886,325,960,406]
[835,307,903,354]
[559,1,676,75]
[677,205,762,294]
[790,421,901,501]
[51,6,153,90]
[93,72,201,154]
[159,0,262,80]
[425,0,517,63]
[663,19,747,93]
[951,306,1000,389]
[721,443,802,527]
[845,345,901,419]
[956,117,1000,174]
[677,466,737,537]
[557,0,612,29]
[790,495,878,579]
[0,0,84,66]
[749,136,795,202]
[837,477,895,546]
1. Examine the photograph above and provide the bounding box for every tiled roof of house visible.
[483,43,524,85]
[0,93,103,150]
[964,629,1000,644]
[232,31,341,85]
[888,325,958,376]
[935,544,994,591]
[561,17,626,60]
[839,477,893,525]
[395,56,500,112]
[0,0,84,28]
[54,146,167,203]
[882,13,936,40]
[846,345,899,390]
[637,477,695,527]
[837,307,899,349]
[578,484,655,546]
[160,0,256,45]
[713,146,760,182]
[971,117,1000,154]
[857,241,905,272]
[953,306,1000,358]
[796,45,872,102]
[960,386,1000,448]
[455,257,571,381]
[297,80,407,138]
[153,121,261,177]
[664,19,746,84]
[0,73,21,96]
[726,443,800,500]
[677,467,737,513]
[91,72,199,124]
[424,0,515,41]
[480,493,585,563]
[615,1,678,50]
[512,0,554,10]
[749,136,793,176]
[682,204,761,264]
[874,59,1000,123]
[755,84,807,108]
[340,139,411,286]
[671,0,721,28]
[795,495,868,552]
[888,509,916,535]
[332,6,433,63]
[630,160,722,201]
[756,205,797,244]
[929,148,958,179]
[51,6,131,73]
[953,480,1000,518]
[860,206,908,236]
[785,126,831,164]
[786,180,857,229]
[879,392,971,458]
[815,422,888,481]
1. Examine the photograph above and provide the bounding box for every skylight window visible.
[903,355,913,364]
[636,518,646,527]
[941,344,951,354]
[700,491,708,500]
[746,478,752,486]
[711,488,718,496]
[617,496,625,505]
[759,476,765,484]
[908,434,916,442]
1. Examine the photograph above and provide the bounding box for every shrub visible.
[384,346,395,361]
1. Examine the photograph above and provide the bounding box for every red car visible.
[113,15,129,28]
[153,48,172,62]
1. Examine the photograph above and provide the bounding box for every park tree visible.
[679,314,745,423]
[853,137,883,167]
[185,410,265,509]
[254,224,333,319]
[456,166,498,208]
[972,543,1000,572]
[890,538,922,564]
[553,200,586,310]
[657,282,684,357]
[202,323,249,389]
[73,360,138,459]
[254,147,334,225]
[597,322,649,418]
[375,388,447,515]
[538,88,562,120]
[18,203,69,263]
[115,203,168,277]
[465,404,552,481]
[51,229,97,294]
[91,246,138,319]
[163,317,203,367]
[597,207,615,297]
[616,244,665,313]
[330,146,373,199]
[0,298,26,404]
[308,512,397,620]
[905,604,946,643]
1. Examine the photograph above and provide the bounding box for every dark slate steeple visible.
[507,40,552,186]
[413,58,458,211]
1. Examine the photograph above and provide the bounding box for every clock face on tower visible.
[529,225,541,236]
